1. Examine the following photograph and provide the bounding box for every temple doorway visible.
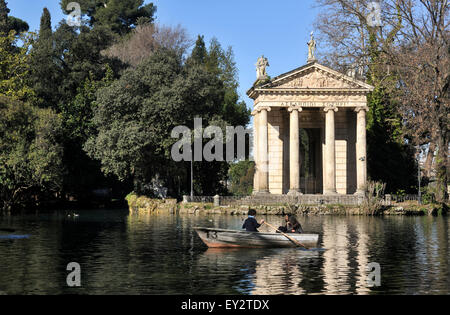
[299,128,322,194]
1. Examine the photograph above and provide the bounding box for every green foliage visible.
[85,49,223,191]
[0,0,28,36]
[421,185,438,205]
[0,96,63,211]
[8,16,29,34]
[0,31,35,101]
[187,36,250,127]
[27,9,126,200]
[0,0,9,35]
[28,9,63,109]
[60,0,156,35]
[86,40,250,197]
[188,35,208,65]
[229,160,255,196]
[365,31,417,194]
[61,66,114,143]
[366,86,417,193]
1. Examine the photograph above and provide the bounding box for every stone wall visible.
[220,194,365,206]
[126,194,177,214]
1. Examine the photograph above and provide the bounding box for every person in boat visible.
[278,214,304,234]
[242,209,265,232]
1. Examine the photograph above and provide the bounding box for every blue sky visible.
[9,0,319,109]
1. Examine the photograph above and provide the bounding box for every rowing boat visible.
[194,227,319,249]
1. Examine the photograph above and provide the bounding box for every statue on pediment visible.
[256,55,269,80]
[307,31,317,63]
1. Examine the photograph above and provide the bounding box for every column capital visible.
[324,106,338,113]
[354,106,369,113]
[288,106,303,113]
[254,106,272,113]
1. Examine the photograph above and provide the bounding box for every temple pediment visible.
[273,67,356,89]
[248,62,373,99]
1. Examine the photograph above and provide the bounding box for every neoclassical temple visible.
[248,37,374,196]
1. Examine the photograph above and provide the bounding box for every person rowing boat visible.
[242,209,265,232]
[278,214,303,234]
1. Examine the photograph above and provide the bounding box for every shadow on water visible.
[0,211,448,295]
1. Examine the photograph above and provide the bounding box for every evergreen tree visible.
[0,0,28,36]
[0,0,9,35]
[39,8,52,39]
[60,0,156,35]
[29,8,62,109]
[365,32,418,194]
[229,160,255,196]
[189,35,208,65]
[85,48,233,196]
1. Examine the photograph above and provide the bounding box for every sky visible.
[8,0,320,109]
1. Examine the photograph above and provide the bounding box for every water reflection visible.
[196,248,319,295]
[0,211,448,295]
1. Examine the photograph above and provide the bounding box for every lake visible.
[0,210,448,295]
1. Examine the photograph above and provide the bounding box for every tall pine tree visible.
[29,8,62,109]
[0,0,9,36]
[0,0,28,36]
[60,0,156,35]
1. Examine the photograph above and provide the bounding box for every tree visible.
[229,160,255,196]
[102,23,192,67]
[314,0,418,193]
[187,36,250,127]
[188,35,208,65]
[85,48,225,196]
[0,0,28,36]
[60,0,156,35]
[28,8,64,109]
[184,36,251,196]
[0,96,63,212]
[0,31,35,102]
[8,16,29,33]
[383,0,449,201]
[0,0,10,35]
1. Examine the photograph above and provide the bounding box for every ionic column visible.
[324,106,338,195]
[355,107,368,195]
[252,110,260,194]
[288,106,302,195]
[258,107,271,194]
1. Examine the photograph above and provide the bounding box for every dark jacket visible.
[279,221,304,234]
[242,217,261,232]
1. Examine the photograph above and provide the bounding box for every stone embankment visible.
[127,194,448,216]
[126,193,177,214]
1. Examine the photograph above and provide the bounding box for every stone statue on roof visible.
[307,31,317,63]
[256,55,269,80]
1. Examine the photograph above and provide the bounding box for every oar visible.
[264,222,308,249]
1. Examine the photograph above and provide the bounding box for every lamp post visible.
[418,161,422,205]
[191,145,194,200]
[417,154,422,205]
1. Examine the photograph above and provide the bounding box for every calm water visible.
[0,210,449,295]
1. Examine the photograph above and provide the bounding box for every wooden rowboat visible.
[194,227,319,249]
